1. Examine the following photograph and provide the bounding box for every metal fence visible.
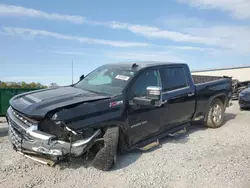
[0,88,38,116]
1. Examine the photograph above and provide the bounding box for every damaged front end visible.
[7,107,101,159]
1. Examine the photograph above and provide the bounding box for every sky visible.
[0,0,250,86]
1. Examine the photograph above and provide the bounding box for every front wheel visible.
[92,127,119,171]
[205,99,225,128]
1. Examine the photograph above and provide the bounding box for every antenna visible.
[72,60,74,85]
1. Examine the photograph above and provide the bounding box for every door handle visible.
[188,92,194,97]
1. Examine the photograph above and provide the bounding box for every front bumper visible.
[7,107,101,156]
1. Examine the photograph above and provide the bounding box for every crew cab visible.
[6,62,233,171]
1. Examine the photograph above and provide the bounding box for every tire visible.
[205,98,225,128]
[92,127,119,171]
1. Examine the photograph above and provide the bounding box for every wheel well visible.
[217,95,226,105]
[205,94,226,121]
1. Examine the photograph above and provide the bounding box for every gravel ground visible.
[0,102,250,188]
[0,117,6,123]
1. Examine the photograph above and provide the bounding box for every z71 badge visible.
[109,100,123,107]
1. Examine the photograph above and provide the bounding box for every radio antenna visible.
[72,60,74,85]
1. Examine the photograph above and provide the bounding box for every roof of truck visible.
[104,61,186,70]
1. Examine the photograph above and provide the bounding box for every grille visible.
[8,123,22,148]
[7,109,35,148]
[8,119,35,148]
[11,108,37,127]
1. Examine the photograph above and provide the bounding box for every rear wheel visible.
[92,127,119,171]
[205,99,225,128]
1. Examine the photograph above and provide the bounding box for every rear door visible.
[127,68,164,145]
[160,66,196,129]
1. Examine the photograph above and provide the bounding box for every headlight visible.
[38,119,65,137]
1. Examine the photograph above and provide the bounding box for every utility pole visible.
[72,60,74,85]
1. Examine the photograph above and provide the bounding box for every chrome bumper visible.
[7,107,101,156]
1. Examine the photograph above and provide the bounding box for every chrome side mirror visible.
[133,86,164,107]
[146,86,162,100]
[146,86,163,107]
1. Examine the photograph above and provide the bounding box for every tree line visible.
[0,81,48,89]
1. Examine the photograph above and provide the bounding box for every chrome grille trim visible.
[8,124,22,148]
[8,119,35,148]
[10,107,38,127]
[7,107,56,143]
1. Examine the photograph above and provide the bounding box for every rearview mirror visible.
[133,86,163,107]
[79,74,84,81]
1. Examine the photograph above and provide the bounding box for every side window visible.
[132,70,161,97]
[160,67,188,92]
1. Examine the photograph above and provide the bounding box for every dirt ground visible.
[0,102,250,188]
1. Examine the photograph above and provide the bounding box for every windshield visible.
[74,66,135,96]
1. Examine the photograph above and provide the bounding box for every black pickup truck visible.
[6,62,233,171]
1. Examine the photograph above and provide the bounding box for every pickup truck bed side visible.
[194,78,232,121]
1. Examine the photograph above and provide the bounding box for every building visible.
[192,66,250,82]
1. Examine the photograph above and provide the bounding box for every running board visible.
[193,115,204,121]
[139,139,159,151]
[168,128,187,137]
[129,123,190,151]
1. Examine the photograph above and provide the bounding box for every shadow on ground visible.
[58,148,143,171]
[224,113,237,122]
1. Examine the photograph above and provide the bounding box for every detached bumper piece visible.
[17,150,57,167]
[7,107,101,160]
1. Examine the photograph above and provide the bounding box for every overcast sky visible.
[1,0,250,85]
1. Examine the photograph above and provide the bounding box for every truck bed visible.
[192,75,228,84]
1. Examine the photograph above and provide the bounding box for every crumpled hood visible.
[9,86,110,118]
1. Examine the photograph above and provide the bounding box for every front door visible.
[160,66,196,129]
[127,68,163,145]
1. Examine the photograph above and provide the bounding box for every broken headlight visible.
[38,119,71,141]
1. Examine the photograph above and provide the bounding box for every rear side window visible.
[160,67,188,92]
